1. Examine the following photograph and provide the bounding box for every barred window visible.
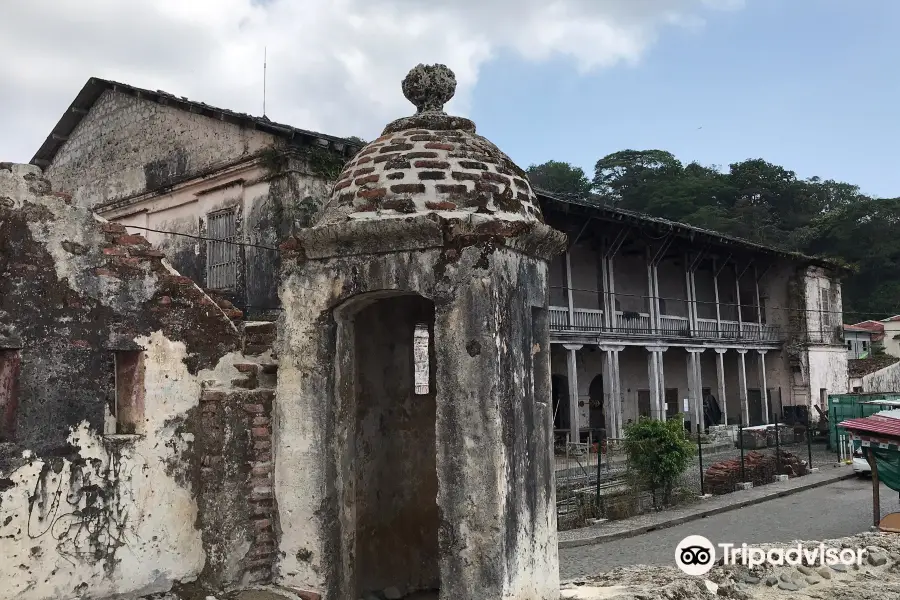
[207,209,238,290]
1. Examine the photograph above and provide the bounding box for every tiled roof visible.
[31,77,364,167]
[839,414,900,440]
[844,324,873,333]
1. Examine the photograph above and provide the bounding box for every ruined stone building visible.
[540,194,848,443]
[1,163,279,598]
[32,78,362,319]
[5,64,566,600]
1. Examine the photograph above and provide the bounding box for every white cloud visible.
[0,0,742,162]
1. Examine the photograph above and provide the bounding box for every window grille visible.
[819,288,831,339]
[207,209,238,290]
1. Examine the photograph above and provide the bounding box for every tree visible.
[623,417,694,508]
[526,160,593,198]
[593,150,682,206]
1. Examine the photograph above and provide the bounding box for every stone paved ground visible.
[561,531,900,599]
[560,476,900,579]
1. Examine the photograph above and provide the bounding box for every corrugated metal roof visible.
[839,415,900,439]
[536,190,843,269]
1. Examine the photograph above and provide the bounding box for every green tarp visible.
[872,447,900,492]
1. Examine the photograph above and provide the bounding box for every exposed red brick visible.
[475,182,500,193]
[410,135,440,142]
[354,174,380,185]
[94,267,120,278]
[414,160,450,169]
[201,390,226,403]
[451,172,481,181]
[459,161,488,170]
[243,403,265,414]
[436,185,467,194]
[354,203,376,212]
[513,178,529,189]
[425,142,455,151]
[406,151,439,160]
[253,518,272,530]
[279,237,300,251]
[101,223,128,234]
[373,153,401,164]
[353,167,375,177]
[116,234,150,246]
[386,172,405,180]
[379,143,414,153]
[390,184,426,194]
[358,146,381,156]
[425,200,458,210]
[296,591,322,600]
[255,532,274,544]
[252,426,270,437]
[333,179,352,191]
[482,172,511,185]
[418,171,446,180]
[158,296,172,305]
[102,246,128,256]
[71,339,90,348]
[355,156,373,165]
[254,440,272,450]
[357,188,387,200]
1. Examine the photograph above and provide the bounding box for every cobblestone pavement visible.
[560,475,900,580]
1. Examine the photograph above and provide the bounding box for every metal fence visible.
[555,416,831,531]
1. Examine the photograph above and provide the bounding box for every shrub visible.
[623,417,695,509]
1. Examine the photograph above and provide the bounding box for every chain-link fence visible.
[555,417,834,531]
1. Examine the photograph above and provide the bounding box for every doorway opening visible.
[345,294,439,599]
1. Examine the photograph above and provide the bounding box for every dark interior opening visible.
[353,295,439,599]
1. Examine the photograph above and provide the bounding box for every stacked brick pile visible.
[705,450,809,495]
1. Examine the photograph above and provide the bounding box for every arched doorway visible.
[336,292,439,598]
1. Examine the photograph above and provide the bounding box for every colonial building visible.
[539,193,848,442]
[33,78,361,319]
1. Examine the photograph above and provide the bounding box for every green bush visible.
[623,417,695,509]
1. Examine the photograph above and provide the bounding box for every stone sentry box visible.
[275,65,567,599]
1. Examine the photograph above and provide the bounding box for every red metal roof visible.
[840,415,900,440]
[844,324,873,333]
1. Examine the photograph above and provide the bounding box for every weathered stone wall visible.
[0,163,260,599]
[44,90,274,209]
[275,218,561,600]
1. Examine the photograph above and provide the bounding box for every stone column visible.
[715,348,728,425]
[737,349,749,426]
[564,250,575,330]
[687,348,705,430]
[647,346,669,420]
[758,350,770,424]
[564,344,582,443]
[602,345,625,437]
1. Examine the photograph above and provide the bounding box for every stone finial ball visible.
[402,64,457,114]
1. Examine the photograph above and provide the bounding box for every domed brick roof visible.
[323,64,543,224]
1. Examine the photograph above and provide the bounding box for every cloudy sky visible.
[2,0,898,196]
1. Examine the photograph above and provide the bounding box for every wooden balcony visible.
[549,306,782,343]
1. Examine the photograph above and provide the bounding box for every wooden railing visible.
[550,306,782,342]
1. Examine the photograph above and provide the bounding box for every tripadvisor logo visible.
[675,535,867,576]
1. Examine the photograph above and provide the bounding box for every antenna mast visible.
[263,46,267,116]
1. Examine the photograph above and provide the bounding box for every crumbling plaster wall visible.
[861,360,900,392]
[44,90,273,209]
[0,164,246,599]
[275,231,559,600]
[95,153,334,319]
